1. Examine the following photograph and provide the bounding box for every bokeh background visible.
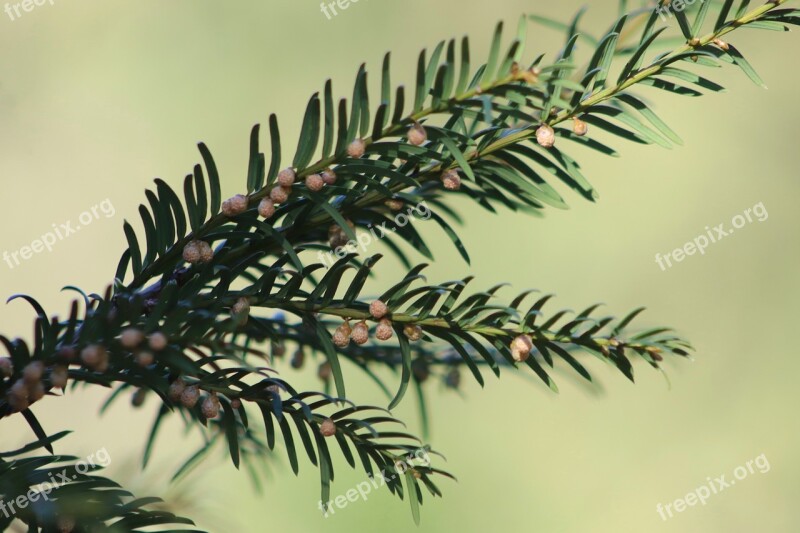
[1,1,799,531]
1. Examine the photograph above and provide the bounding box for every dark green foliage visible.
[1,0,796,529]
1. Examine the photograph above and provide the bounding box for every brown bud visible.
[572,117,588,137]
[221,194,249,217]
[198,240,214,263]
[149,332,169,351]
[7,380,29,412]
[385,199,403,211]
[81,345,108,372]
[231,297,251,322]
[320,417,336,437]
[28,381,45,402]
[407,124,427,146]
[291,348,305,369]
[306,173,325,192]
[120,328,144,349]
[713,38,729,51]
[201,394,220,418]
[50,365,69,388]
[135,351,154,367]
[0,357,13,378]
[352,321,369,345]
[403,324,423,342]
[318,361,332,381]
[131,388,147,407]
[510,334,533,363]
[180,385,200,408]
[445,368,461,389]
[536,124,555,148]
[441,169,461,191]
[688,37,701,47]
[183,240,213,264]
[168,378,186,402]
[258,198,276,219]
[347,139,366,158]
[22,361,44,384]
[57,517,76,533]
[278,167,296,187]
[270,185,290,204]
[369,300,388,319]
[321,168,337,185]
[376,319,393,341]
[230,398,242,409]
[333,321,351,348]
[412,359,430,383]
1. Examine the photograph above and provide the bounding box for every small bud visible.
[318,361,332,381]
[270,185,290,204]
[441,169,461,191]
[81,345,109,372]
[135,351,154,367]
[572,117,588,137]
[407,124,427,146]
[320,417,336,437]
[305,173,325,192]
[321,168,337,185]
[333,321,352,348]
[168,378,186,402]
[412,359,430,383]
[376,319,393,341]
[7,379,29,412]
[403,324,423,342]
[201,394,220,418]
[28,381,45,403]
[57,346,77,362]
[198,240,214,263]
[120,328,145,350]
[713,38,729,51]
[385,199,403,211]
[221,194,249,217]
[230,398,242,409]
[180,385,200,408]
[688,37,701,47]
[291,348,305,369]
[22,361,44,384]
[272,341,286,358]
[149,332,169,351]
[182,240,201,263]
[411,468,423,480]
[183,240,213,264]
[445,368,461,389]
[347,139,366,158]
[258,198,276,219]
[50,365,69,388]
[510,334,533,363]
[278,167,296,187]
[369,300,388,319]
[646,346,664,362]
[231,297,251,322]
[57,517,76,533]
[0,357,14,378]
[536,124,555,148]
[352,321,369,345]
[131,388,147,407]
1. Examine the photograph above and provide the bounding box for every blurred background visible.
[1,0,798,531]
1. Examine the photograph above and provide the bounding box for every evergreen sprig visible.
[1,0,796,529]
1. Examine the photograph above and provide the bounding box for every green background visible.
[1,0,798,531]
